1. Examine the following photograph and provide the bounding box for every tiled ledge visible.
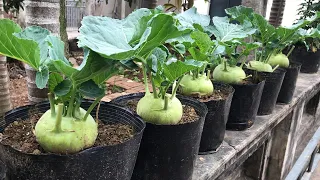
[193,72,320,180]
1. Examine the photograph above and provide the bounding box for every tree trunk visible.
[0,1,12,116]
[24,0,60,103]
[140,0,158,8]
[60,0,69,58]
[268,0,286,27]
[0,56,12,115]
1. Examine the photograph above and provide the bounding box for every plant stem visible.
[48,93,55,116]
[53,103,64,133]
[287,45,295,57]
[83,96,103,121]
[223,61,228,71]
[171,76,183,99]
[272,64,279,72]
[67,88,76,117]
[150,75,158,98]
[207,70,211,80]
[240,55,248,69]
[164,95,169,110]
[142,65,150,94]
[202,63,207,75]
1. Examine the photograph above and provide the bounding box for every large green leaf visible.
[78,13,189,61]
[188,47,208,61]
[176,7,210,29]
[190,31,213,54]
[52,60,78,77]
[79,80,105,98]
[137,14,191,58]
[35,66,49,89]
[0,19,40,69]
[211,16,256,42]
[163,59,203,82]
[71,50,119,86]
[14,26,50,64]
[166,34,194,44]
[225,5,254,23]
[78,9,153,60]
[48,72,64,92]
[54,79,72,97]
[46,35,70,65]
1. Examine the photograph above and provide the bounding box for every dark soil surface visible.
[125,99,199,124]
[0,111,134,155]
[193,89,229,102]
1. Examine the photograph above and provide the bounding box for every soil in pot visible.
[0,101,145,180]
[111,93,207,180]
[193,83,235,154]
[226,78,265,131]
[1,114,134,154]
[277,61,302,104]
[288,45,320,73]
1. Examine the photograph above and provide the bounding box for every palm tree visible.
[23,0,60,103]
[0,2,12,115]
[268,0,286,27]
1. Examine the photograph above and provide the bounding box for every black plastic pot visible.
[277,61,302,104]
[288,45,320,73]
[255,68,286,115]
[198,82,234,154]
[111,93,208,180]
[226,79,265,131]
[0,100,145,180]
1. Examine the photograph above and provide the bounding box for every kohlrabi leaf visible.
[52,60,77,77]
[190,31,213,53]
[166,34,194,44]
[163,60,203,82]
[251,13,275,43]
[174,44,186,54]
[225,5,254,23]
[120,60,139,69]
[211,16,256,42]
[0,19,40,69]
[46,35,70,65]
[188,47,208,61]
[147,47,167,73]
[54,79,72,96]
[176,7,210,29]
[48,72,64,92]
[78,9,152,60]
[79,12,188,61]
[137,14,191,58]
[240,42,261,56]
[79,80,105,98]
[212,40,226,55]
[14,26,50,64]
[71,50,119,86]
[35,66,49,89]
[147,54,158,73]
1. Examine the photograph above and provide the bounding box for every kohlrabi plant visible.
[225,5,320,71]
[165,7,215,97]
[208,16,257,84]
[77,7,200,125]
[0,19,121,154]
[213,40,261,84]
[179,30,215,97]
